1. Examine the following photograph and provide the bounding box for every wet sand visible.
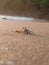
[0,19,49,65]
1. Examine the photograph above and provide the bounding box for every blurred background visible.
[0,0,49,19]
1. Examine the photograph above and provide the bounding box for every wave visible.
[0,15,34,21]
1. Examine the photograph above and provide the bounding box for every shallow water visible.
[0,15,34,21]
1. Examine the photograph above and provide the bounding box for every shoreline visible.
[0,14,49,22]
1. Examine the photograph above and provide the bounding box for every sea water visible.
[0,15,34,21]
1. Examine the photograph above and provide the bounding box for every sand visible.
[0,19,49,65]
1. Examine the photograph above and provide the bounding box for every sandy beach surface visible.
[0,19,49,65]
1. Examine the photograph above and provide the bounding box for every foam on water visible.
[0,15,34,21]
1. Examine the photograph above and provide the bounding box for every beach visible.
[0,19,49,65]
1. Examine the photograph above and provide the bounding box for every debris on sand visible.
[15,30,23,33]
[15,27,32,35]
[23,27,32,34]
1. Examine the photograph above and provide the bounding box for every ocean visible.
[0,15,34,22]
